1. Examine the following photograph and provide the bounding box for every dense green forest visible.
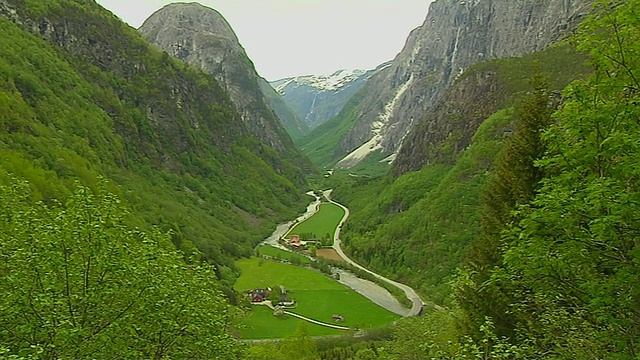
[314,0,638,358]
[0,0,309,278]
[0,0,310,355]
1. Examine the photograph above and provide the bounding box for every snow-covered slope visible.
[275,69,369,93]
[270,63,389,130]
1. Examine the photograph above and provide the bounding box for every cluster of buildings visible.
[286,234,319,249]
[247,285,295,308]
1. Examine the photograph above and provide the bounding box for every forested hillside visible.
[334,43,591,303]
[0,0,310,312]
[0,0,315,356]
[320,0,639,358]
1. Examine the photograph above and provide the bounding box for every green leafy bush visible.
[0,181,238,359]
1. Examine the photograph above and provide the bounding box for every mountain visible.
[335,42,591,301]
[0,0,309,280]
[328,0,595,304]
[271,64,387,131]
[306,0,594,169]
[390,0,595,175]
[327,1,640,357]
[139,2,311,161]
[328,0,595,327]
[258,76,308,140]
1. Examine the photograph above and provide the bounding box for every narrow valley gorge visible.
[1,0,639,359]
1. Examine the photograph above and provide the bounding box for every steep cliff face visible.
[139,2,308,161]
[271,65,386,130]
[392,44,590,175]
[334,0,594,169]
[0,0,241,161]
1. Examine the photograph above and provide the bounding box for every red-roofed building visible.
[289,235,303,248]
[248,287,272,302]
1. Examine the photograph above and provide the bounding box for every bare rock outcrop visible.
[140,2,305,158]
[335,0,594,169]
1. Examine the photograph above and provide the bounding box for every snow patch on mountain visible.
[335,74,415,169]
[275,69,369,94]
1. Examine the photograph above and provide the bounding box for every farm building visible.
[248,287,271,302]
[288,234,304,248]
[278,285,296,307]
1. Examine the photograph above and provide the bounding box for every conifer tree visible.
[457,69,556,339]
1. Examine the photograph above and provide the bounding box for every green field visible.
[288,202,345,244]
[257,245,312,264]
[234,258,400,339]
[234,305,342,339]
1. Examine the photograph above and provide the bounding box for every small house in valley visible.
[248,287,271,303]
[278,285,296,307]
[289,234,304,248]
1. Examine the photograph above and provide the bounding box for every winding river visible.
[260,190,425,317]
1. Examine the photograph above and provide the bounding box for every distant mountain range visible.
[270,63,390,131]
[297,0,595,170]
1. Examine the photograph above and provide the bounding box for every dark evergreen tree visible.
[457,70,556,339]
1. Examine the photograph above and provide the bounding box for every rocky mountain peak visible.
[140,2,240,57]
[140,2,306,159]
[332,0,594,169]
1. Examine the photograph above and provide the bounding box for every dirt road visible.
[325,190,425,317]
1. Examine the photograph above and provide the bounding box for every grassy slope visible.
[297,90,367,169]
[234,258,400,339]
[344,150,392,178]
[237,306,340,339]
[257,245,313,265]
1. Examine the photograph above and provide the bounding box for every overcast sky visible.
[95,0,433,80]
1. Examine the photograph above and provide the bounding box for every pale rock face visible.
[335,0,594,168]
[139,2,300,153]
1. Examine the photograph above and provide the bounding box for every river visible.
[259,190,424,317]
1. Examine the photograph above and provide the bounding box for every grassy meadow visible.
[234,258,400,339]
[288,202,345,245]
[257,245,312,264]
